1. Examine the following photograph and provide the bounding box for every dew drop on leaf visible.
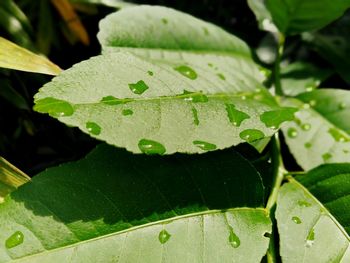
[228,227,240,248]
[304,142,312,149]
[239,129,265,143]
[297,200,311,207]
[138,139,166,155]
[301,123,311,131]
[338,102,346,110]
[305,228,315,248]
[128,80,149,95]
[322,152,332,162]
[192,107,199,125]
[147,71,154,76]
[287,127,298,138]
[328,127,348,142]
[174,65,197,80]
[86,122,101,135]
[101,96,131,105]
[161,18,168,24]
[225,104,250,127]
[193,140,217,151]
[5,231,24,249]
[217,73,226,80]
[158,229,171,244]
[309,100,317,107]
[122,109,133,116]
[208,63,213,67]
[182,90,208,103]
[34,97,74,117]
[292,216,302,224]
[260,107,297,128]
[203,27,209,35]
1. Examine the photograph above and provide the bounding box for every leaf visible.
[0,37,62,75]
[34,6,296,154]
[276,179,350,262]
[0,144,271,262]
[248,0,350,35]
[281,90,350,170]
[303,14,350,84]
[281,62,332,96]
[247,0,278,32]
[0,156,30,203]
[297,163,350,234]
[0,78,29,110]
[69,0,135,8]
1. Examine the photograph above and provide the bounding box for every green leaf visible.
[276,179,350,262]
[281,90,350,170]
[0,144,271,262]
[70,0,135,8]
[34,6,295,154]
[248,0,350,35]
[0,37,62,75]
[297,163,350,234]
[281,62,332,96]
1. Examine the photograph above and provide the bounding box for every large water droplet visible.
[322,152,332,162]
[138,139,166,155]
[101,96,131,105]
[225,104,250,127]
[228,227,240,248]
[5,231,24,249]
[260,107,297,128]
[193,140,217,151]
[292,216,302,224]
[338,102,346,110]
[301,123,311,131]
[305,228,315,248]
[158,229,171,244]
[182,90,208,103]
[122,109,133,116]
[239,129,265,143]
[217,73,226,80]
[304,142,312,149]
[86,122,101,135]
[34,97,74,117]
[174,66,197,80]
[147,70,154,76]
[298,200,311,207]
[192,107,199,126]
[287,127,298,138]
[128,80,149,95]
[328,127,349,142]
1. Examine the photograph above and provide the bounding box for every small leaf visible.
[0,37,62,75]
[0,144,270,262]
[276,179,350,262]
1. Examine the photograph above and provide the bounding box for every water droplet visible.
[305,228,315,248]
[344,149,349,154]
[101,96,131,105]
[182,90,208,103]
[147,71,154,76]
[225,104,250,127]
[241,95,246,100]
[309,100,317,107]
[328,127,349,142]
[5,231,24,249]
[208,63,213,67]
[260,107,297,128]
[34,97,74,117]
[338,102,346,110]
[128,80,149,95]
[122,109,133,116]
[86,122,101,135]
[192,107,199,126]
[161,18,168,24]
[322,152,332,162]
[259,67,270,78]
[158,229,171,244]
[239,129,265,143]
[174,65,197,80]
[287,127,298,138]
[304,142,312,148]
[298,200,311,207]
[217,73,226,80]
[301,123,311,131]
[193,141,216,151]
[305,85,315,92]
[203,27,209,35]
[193,140,217,151]
[228,227,240,248]
[292,216,302,224]
[138,139,166,155]
[302,103,311,109]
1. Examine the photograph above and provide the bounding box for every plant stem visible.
[265,133,287,263]
[274,33,285,96]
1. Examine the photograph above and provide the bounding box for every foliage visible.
[1,0,350,262]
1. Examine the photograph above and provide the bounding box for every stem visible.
[274,33,285,96]
[265,133,287,263]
